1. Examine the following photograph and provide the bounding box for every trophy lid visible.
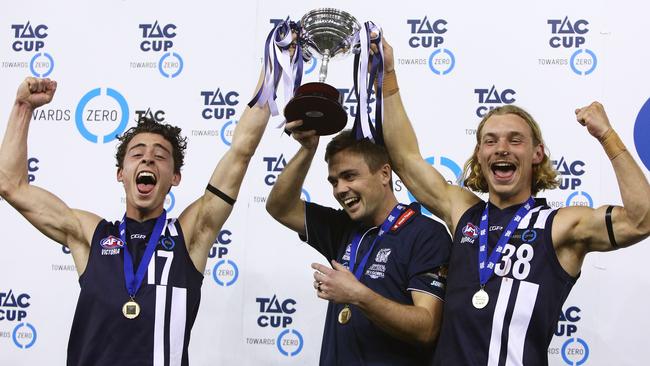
[300,8,361,60]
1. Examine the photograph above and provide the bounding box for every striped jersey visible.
[433,198,577,366]
[67,217,203,366]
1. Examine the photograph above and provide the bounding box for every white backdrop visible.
[1,1,649,365]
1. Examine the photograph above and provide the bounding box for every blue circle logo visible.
[29,52,54,77]
[521,229,537,243]
[407,156,462,216]
[75,88,129,143]
[566,191,593,208]
[159,52,184,78]
[428,49,455,75]
[165,192,176,213]
[561,337,589,365]
[570,49,597,76]
[634,97,650,171]
[220,120,237,146]
[160,236,175,250]
[212,259,239,286]
[276,328,303,356]
[12,322,37,349]
[304,58,318,75]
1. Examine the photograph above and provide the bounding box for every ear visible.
[171,172,181,187]
[380,163,392,186]
[117,168,123,183]
[532,144,544,165]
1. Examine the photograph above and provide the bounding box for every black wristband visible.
[206,184,236,206]
[605,205,618,249]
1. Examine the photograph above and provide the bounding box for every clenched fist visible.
[575,102,612,140]
[16,77,57,109]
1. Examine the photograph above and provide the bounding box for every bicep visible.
[573,205,645,252]
[8,184,92,246]
[271,199,307,236]
[411,291,443,321]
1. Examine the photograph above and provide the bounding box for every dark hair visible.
[324,130,390,172]
[115,117,187,174]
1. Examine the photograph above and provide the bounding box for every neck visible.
[126,205,164,223]
[368,194,400,227]
[489,190,533,209]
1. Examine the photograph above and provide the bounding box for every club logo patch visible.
[100,235,124,255]
[375,248,392,263]
[100,235,124,248]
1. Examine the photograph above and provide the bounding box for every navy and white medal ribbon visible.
[474,197,535,309]
[351,21,384,145]
[119,210,167,319]
[248,18,303,120]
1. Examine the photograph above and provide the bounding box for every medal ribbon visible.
[119,210,167,299]
[478,197,535,286]
[348,203,407,279]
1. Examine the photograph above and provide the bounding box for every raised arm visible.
[0,78,100,275]
[265,121,319,236]
[381,39,478,231]
[179,69,271,272]
[554,102,650,275]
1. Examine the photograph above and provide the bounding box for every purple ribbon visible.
[248,18,303,118]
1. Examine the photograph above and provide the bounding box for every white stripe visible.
[518,206,543,229]
[167,218,178,236]
[487,277,514,366]
[505,281,539,366]
[169,287,187,366]
[148,253,156,285]
[153,285,166,366]
[533,209,553,229]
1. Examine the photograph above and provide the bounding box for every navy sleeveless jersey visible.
[67,217,203,366]
[303,202,451,366]
[433,198,578,366]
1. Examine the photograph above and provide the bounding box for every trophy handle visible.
[319,49,330,83]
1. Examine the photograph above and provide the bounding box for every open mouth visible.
[136,171,157,194]
[491,161,516,181]
[342,196,360,209]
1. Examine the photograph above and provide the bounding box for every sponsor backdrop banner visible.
[1,1,648,365]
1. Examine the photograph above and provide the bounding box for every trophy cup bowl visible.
[284,8,361,135]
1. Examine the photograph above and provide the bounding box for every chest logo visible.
[100,235,124,248]
[375,248,392,263]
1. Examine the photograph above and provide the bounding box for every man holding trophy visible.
[262,9,452,365]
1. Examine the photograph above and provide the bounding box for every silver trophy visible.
[284,8,361,135]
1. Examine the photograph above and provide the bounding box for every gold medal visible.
[472,288,489,309]
[338,305,352,324]
[122,299,141,319]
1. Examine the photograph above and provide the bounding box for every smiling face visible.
[477,114,544,207]
[327,149,393,226]
[117,132,181,220]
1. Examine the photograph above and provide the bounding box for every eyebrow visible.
[128,142,171,154]
[327,169,357,182]
[482,131,527,139]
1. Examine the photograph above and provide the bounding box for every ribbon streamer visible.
[248,19,303,118]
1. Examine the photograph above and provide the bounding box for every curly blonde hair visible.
[462,105,559,195]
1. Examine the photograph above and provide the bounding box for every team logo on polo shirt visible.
[461,223,479,244]
[100,235,124,255]
[375,248,392,263]
[342,244,351,262]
